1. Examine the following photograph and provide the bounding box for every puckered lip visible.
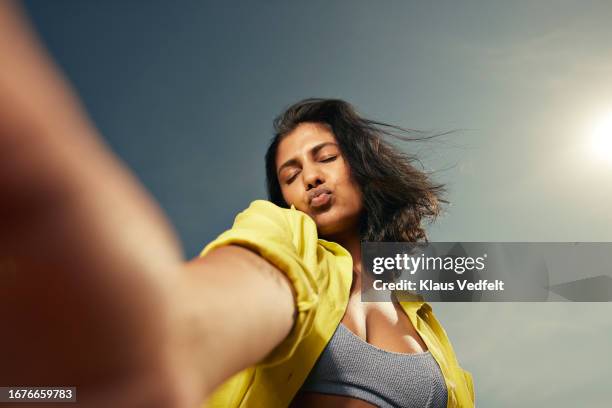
[308,186,332,205]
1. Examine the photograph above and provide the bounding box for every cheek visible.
[336,166,362,204]
[335,180,363,215]
[280,184,300,206]
[345,187,364,213]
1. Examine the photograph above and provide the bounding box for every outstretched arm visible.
[0,1,295,406]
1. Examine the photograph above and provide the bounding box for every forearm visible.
[174,245,297,396]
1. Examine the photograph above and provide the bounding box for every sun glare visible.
[590,113,612,163]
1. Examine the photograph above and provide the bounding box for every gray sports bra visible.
[298,323,448,408]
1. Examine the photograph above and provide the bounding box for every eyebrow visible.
[277,142,338,176]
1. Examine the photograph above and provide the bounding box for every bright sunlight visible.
[590,112,612,163]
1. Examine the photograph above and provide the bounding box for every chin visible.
[312,210,351,237]
[308,213,334,234]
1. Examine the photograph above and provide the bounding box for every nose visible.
[302,163,325,190]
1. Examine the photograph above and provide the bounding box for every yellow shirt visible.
[199,200,475,407]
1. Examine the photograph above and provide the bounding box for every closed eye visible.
[321,155,337,162]
[286,171,300,184]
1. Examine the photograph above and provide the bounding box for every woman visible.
[1,2,472,406]
[200,99,475,407]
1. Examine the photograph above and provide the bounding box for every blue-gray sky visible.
[23,1,612,406]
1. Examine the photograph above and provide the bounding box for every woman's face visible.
[275,122,364,238]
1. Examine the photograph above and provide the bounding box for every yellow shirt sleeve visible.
[199,199,321,366]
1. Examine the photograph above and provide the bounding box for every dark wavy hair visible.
[265,98,448,242]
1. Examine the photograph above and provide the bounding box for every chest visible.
[340,293,429,354]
